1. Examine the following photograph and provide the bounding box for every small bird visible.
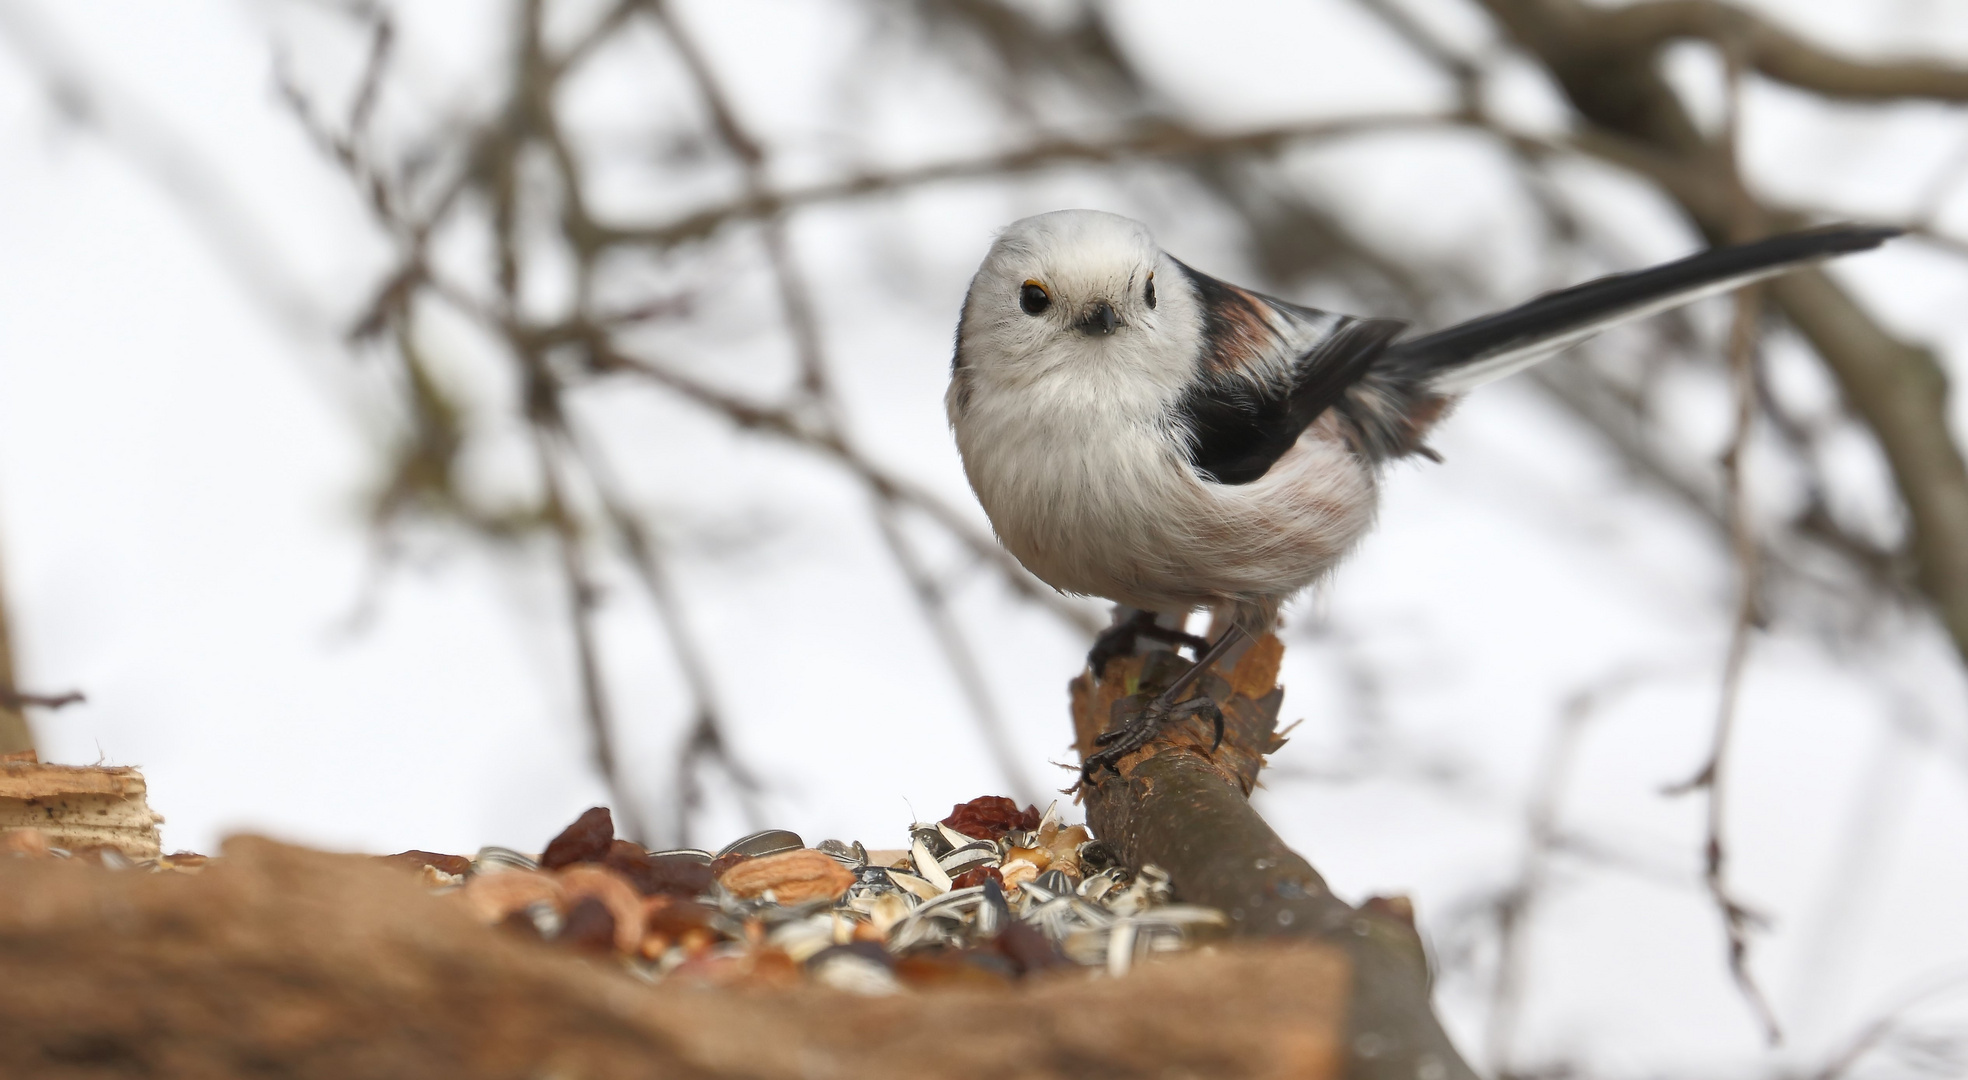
[947,209,1897,781]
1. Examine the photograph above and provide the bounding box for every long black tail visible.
[1382,225,1900,393]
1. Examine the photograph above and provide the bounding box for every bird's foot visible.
[1086,611,1210,677]
[1079,694,1223,784]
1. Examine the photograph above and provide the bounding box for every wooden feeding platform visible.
[0,635,1473,1080]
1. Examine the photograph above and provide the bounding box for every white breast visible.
[953,362,1380,617]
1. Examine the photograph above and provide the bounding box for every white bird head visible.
[951,210,1203,404]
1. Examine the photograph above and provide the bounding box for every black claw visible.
[1081,699,1171,781]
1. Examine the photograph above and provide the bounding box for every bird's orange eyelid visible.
[1022,279,1049,294]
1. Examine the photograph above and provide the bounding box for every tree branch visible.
[592,114,1463,251]
[1598,1,1968,103]
[1073,637,1477,1080]
[1479,0,1968,666]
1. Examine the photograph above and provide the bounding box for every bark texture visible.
[1074,637,1476,1080]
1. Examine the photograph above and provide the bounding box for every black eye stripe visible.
[1145,275,1157,309]
[1019,282,1051,316]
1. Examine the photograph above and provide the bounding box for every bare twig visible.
[531,423,648,844]
[0,689,84,712]
[1486,670,1652,1073]
[1663,279,1781,1044]
[557,415,765,846]
[645,0,1065,804]
[593,113,1464,251]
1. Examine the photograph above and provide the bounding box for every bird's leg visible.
[1138,622,1212,658]
[1086,609,1210,677]
[1080,623,1247,782]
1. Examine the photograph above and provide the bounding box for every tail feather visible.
[1385,225,1900,395]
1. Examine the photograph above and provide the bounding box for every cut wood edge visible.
[1,760,164,859]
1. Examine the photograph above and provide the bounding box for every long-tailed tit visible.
[946,209,1896,779]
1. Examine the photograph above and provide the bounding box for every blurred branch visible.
[1476,0,1968,667]
[531,421,649,845]
[647,0,1068,806]
[1485,671,1648,1072]
[1596,1,1968,103]
[591,344,1102,635]
[558,416,764,846]
[594,113,1463,251]
[1661,280,1781,1044]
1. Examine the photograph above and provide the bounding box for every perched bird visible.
[946,209,1897,780]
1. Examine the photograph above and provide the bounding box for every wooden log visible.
[1073,636,1478,1080]
[0,756,165,858]
[0,837,1352,1079]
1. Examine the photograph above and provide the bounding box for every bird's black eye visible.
[1019,281,1051,316]
[1145,273,1156,310]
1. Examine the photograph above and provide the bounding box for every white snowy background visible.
[2,0,1967,1075]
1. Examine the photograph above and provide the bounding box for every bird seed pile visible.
[389,796,1227,992]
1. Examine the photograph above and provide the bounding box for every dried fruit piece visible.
[950,865,1004,892]
[380,850,473,877]
[605,841,715,898]
[708,851,751,878]
[997,921,1067,975]
[498,905,551,942]
[644,895,722,943]
[559,895,618,954]
[940,796,1041,841]
[556,865,644,953]
[541,806,614,870]
[717,848,854,904]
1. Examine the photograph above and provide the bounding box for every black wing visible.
[1174,225,1900,480]
[1169,261,1406,485]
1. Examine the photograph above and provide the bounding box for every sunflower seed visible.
[717,829,804,859]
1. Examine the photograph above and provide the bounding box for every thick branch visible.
[1599,1,1968,103]
[1771,270,1968,648]
[1073,638,1476,1080]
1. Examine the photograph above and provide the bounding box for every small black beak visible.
[1077,300,1120,336]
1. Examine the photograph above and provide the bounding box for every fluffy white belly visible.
[957,398,1379,615]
